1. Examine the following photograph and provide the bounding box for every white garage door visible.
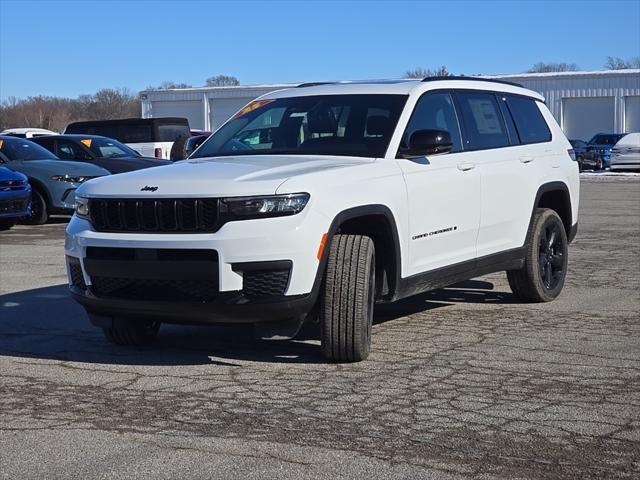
[562,97,615,141]
[150,100,203,130]
[625,96,640,133]
[209,97,255,130]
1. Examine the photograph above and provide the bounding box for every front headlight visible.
[51,175,91,183]
[74,196,90,219]
[220,193,310,220]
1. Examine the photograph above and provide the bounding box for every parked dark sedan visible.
[31,135,171,174]
[0,165,31,230]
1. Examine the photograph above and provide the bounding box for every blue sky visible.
[1,0,639,100]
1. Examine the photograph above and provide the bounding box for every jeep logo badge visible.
[140,185,158,192]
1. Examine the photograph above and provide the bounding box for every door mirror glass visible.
[402,129,453,157]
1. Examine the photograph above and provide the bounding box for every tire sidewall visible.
[22,189,48,225]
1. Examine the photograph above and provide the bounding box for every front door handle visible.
[457,162,476,171]
[520,156,534,164]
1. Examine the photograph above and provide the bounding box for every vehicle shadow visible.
[0,279,515,366]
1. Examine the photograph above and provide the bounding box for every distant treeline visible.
[0,88,140,133]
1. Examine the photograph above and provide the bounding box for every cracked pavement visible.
[0,177,639,479]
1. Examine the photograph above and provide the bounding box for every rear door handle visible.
[520,156,534,164]
[457,162,476,171]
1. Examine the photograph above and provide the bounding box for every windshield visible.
[85,137,140,158]
[191,94,408,159]
[589,134,624,145]
[0,137,58,161]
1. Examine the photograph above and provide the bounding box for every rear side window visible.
[157,123,191,142]
[504,96,551,144]
[455,92,509,150]
[117,124,153,143]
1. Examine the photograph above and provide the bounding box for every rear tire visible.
[0,218,18,231]
[507,208,568,303]
[102,318,160,346]
[320,234,375,363]
[21,189,48,225]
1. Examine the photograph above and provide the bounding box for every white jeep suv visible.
[66,78,579,362]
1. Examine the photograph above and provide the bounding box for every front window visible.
[191,94,408,159]
[0,137,58,161]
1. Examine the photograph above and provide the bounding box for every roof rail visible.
[296,82,336,88]
[421,76,523,87]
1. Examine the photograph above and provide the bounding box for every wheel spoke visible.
[550,253,564,268]
[548,229,557,248]
[542,228,550,250]
[544,263,552,287]
[539,254,547,272]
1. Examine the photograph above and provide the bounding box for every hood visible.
[78,155,373,198]
[9,159,110,180]
[0,166,28,181]
[95,156,172,174]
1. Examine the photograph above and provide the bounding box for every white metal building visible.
[493,70,640,140]
[140,70,640,141]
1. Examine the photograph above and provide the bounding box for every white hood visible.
[77,155,373,198]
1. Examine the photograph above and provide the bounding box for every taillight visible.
[568,148,576,161]
[154,147,163,158]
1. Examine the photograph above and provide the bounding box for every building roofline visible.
[139,70,640,96]
[488,69,640,79]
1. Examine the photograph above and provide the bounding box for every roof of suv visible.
[264,78,545,101]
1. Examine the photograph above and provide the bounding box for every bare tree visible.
[404,66,451,78]
[205,75,240,87]
[81,88,140,120]
[0,88,140,131]
[146,81,192,90]
[527,62,578,73]
[604,56,640,70]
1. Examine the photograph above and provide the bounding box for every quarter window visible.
[505,96,551,144]
[403,92,463,152]
[456,92,510,150]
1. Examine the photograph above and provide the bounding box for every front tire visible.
[507,208,568,302]
[21,189,48,225]
[320,234,375,362]
[102,318,160,346]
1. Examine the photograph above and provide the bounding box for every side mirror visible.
[185,137,207,157]
[401,129,453,157]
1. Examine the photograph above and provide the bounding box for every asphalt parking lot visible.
[1,176,639,479]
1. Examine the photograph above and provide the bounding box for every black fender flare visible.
[526,181,574,244]
[307,204,403,305]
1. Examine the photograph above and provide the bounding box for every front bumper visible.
[49,182,79,211]
[0,189,31,219]
[70,288,316,325]
[65,208,330,324]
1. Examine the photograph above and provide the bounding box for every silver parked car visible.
[610,133,640,171]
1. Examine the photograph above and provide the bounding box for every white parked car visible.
[65,77,580,362]
[610,133,640,171]
[1,127,58,138]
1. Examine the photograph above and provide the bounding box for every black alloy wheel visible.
[538,221,565,291]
